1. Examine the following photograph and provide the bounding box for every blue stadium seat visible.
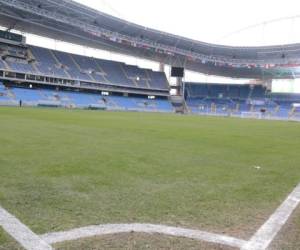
[228,85,240,99]
[209,84,228,98]
[251,85,266,99]
[72,54,100,72]
[0,59,6,70]
[3,86,173,113]
[96,60,133,86]
[239,85,251,99]
[7,61,36,74]
[13,88,41,102]
[31,46,57,65]
[1,44,170,91]
[147,71,169,90]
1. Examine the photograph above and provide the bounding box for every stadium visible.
[0,0,300,249]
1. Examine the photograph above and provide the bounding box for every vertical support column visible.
[264,80,272,92]
[176,77,183,96]
[169,70,186,114]
[159,63,165,73]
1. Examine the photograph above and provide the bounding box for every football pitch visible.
[0,107,300,250]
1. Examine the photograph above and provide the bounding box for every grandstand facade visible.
[0,0,300,119]
[185,83,300,119]
[1,0,300,79]
[0,32,173,112]
[1,31,300,119]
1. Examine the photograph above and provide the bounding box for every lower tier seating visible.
[0,83,173,113]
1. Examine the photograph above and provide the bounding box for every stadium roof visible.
[1,0,300,79]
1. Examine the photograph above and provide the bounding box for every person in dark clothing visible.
[19,99,22,107]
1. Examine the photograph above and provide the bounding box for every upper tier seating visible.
[50,50,91,81]
[96,59,133,86]
[0,59,6,70]
[0,42,170,91]
[31,46,57,65]
[7,61,36,74]
[146,70,169,90]
[122,64,149,88]
[123,65,147,79]
[71,54,107,83]
[30,46,68,78]
[36,63,68,78]
[72,54,100,72]
[50,48,168,89]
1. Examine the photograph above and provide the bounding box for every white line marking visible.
[2,183,300,250]
[0,206,52,250]
[242,183,300,250]
[41,223,247,248]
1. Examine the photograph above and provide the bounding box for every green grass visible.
[0,107,300,245]
[0,228,24,250]
[270,207,300,250]
[54,233,236,250]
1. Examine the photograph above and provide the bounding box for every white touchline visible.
[0,206,53,250]
[242,183,300,250]
[41,223,247,248]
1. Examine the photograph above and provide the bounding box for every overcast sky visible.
[24,0,300,82]
[73,0,300,46]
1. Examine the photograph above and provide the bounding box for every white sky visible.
[14,0,300,82]
[73,0,300,46]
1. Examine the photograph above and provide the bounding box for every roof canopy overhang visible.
[1,0,300,79]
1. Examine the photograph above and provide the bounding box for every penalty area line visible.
[0,206,52,250]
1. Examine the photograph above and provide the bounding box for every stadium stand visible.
[0,34,299,119]
[3,0,300,79]
[96,60,133,86]
[0,37,172,112]
[7,60,35,74]
[0,59,6,70]
[2,44,170,91]
[185,82,300,119]
[146,70,169,90]
[30,47,165,90]
[0,81,173,112]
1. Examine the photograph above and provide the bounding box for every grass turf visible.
[54,233,237,250]
[0,227,24,250]
[0,107,300,246]
[269,206,300,250]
